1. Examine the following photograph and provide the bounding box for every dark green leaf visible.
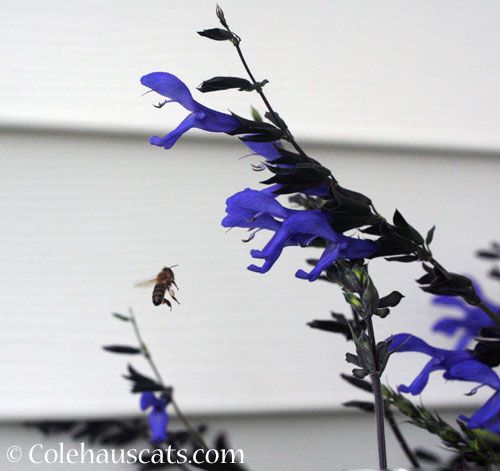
[342,400,374,413]
[123,365,164,393]
[374,307,390,318]
[378,291,404,308]
[103,345,140,355]
[340,373,373,393]
[385,255,418,263]
[112,312,130,322]
[197,28,233,41]
[361,277,379,316]
[426,226,436,245]
[198,76,252,93]
[352,368,369,379]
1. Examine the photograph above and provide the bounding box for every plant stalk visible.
[366,315,388,470]
[128,308,208,450]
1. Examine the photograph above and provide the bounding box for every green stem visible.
[128,308,209,450]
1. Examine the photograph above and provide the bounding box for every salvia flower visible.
[389,333,481,395]
[460,391,500,433]
[391,334,500,433]
[222,188,377,281]
[141,72,240,149]
[446,360,500,432]
[432,280,499,349]
[140,392,169,442]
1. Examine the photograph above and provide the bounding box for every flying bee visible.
[135,266,179,310]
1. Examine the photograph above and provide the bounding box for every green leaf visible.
[426,225,436,245]
[112,312,130,322]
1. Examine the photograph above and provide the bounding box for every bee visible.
[135,266,179,310]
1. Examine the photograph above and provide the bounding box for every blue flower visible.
[222,188,377,280]
[141,72,240,149]
[460,392,500,433]
[140,392,169,442]
[448,360,500,432]
[432,280,499,349]
[389,333,479,395]
[391,334,500,433]
[243,140,283,161]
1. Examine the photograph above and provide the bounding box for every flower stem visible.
[478,301,500,325]
[128,308,209,450]
[366,315,388,470]
[223,28,309,159]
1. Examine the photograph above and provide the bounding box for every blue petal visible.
[148,409,169,442]
[398,358,442,395]
[248,226,291,272]
[447,360,500,390]
[243,140,282,160]
[225,188,289,219]
[389,334,440,357]
[432,317,464,336]
[194,106,240,132]
[281,211,336,241]
[150,112,199,149]
[337,236,378,259]
[432,296,468,311]
[302,185,330,197]
[467,392,500,429]
[296,243,340,281]
[141,72,199,112]
[222,209,281,232]
[140,392,156,411]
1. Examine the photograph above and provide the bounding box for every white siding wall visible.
[1,1,500,469]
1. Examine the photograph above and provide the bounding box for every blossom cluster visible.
[140,72,377,281]
[390,285,500,433]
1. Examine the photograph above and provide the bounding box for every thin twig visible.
[128,308,209,450]
[385,407,420,468]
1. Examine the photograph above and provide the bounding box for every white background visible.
[1,1,500,469]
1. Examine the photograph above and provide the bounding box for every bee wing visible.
[134,278,157,288]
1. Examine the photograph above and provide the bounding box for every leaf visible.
[378,291,404,308]
[374,308,390,318]
[345,353,361,367]
[102,345,141,355]
[352,368,369,379]
[123,365,164,393]
[385,255,418,263]
[425,226,436,245]
[264,111,286,131]
[414,448,441,464]
[112,312,130,322]
[215,5,229,29]
[251,106,263,122]
[342,400,374,413]
[361,277,379,316]
[376,338,393,375]
[308,320,351,339]
[239,133,281,143]
[197,28,233,41]
[197,76,253,93]
[340,373,373,393]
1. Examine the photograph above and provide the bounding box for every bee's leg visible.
[171,294,180,305]
[163,298,172,310]
[172,281,179,290]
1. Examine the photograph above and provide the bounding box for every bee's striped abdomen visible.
[152,282,166,306]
